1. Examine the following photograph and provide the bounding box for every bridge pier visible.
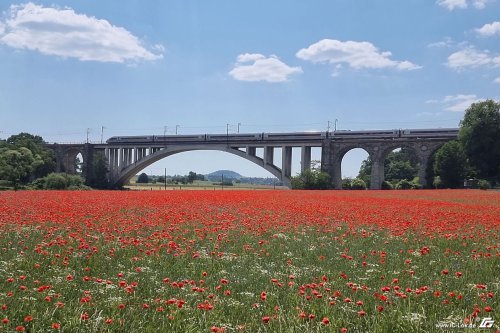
[370,153,384,190]
[282,146,292,179]
[264,146,274,166]
[301,146,311,172]
[246,146,256,157]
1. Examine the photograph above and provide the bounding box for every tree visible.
[291,161,331,190]
[137,173,149,183]
[0,147,35,189]
[358,148,418,185]
[187,171,198,184]
[433,141,467,188]
[88,152,109,189]
[459,100,500,181]
[6,133,55,179]
[385,160,416,181]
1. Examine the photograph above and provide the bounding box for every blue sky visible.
[1,0,499,178]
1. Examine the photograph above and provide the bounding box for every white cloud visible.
[476,21,500,37]
[442,94,481,111]
[436,0,489,9]
[446,47,500,69]
[494,77,500,83]
[472,0,488,8]
[296,39,421,73]
[229,54,302,83]
[427,37,454,48]
[437,0,468,10]
[0,3,162,63]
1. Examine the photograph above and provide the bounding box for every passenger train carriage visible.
[106,128,459,144]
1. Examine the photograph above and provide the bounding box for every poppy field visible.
[0,190,499,332]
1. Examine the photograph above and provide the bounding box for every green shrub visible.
[342,178,352,190]
[411,183,423,190]
[44,173,68,189]
[381,181,393,190]
[350,178,367,190]
[396,179,413,190]
[433,176,444,189]
[478,179,491,190]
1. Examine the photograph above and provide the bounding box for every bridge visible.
[47,128,459,189]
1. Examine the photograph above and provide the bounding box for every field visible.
[0,190,498,332]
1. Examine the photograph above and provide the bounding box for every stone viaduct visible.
[47,129,458,189]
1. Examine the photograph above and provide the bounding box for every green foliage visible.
[32,173,90,190]
[459,100,500,181]
[137,173,149,183]
[0,147,35,189]
[396,179,413,190]
[381,181,393,190]
[433,141,467,188]
[433,176,444,189]
[6,132,56,179]
[44,173,68,189]
[358,148,419,185]
[187,171,205,183]
[350,178,367,190]
[342,177,367,190]
[478,179,491,190]
[291,168,331,190]
[87,151,109,189]
[342,177,352,190]
[0,133,56,189]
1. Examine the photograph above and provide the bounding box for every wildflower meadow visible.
[0,190,498,332]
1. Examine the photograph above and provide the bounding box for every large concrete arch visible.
[111,145,287,188]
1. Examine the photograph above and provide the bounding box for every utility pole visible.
[86,128,90,143]
[334,119,338,131]
[100,126,105,144]
[221,173,224,190]
[164,126,167,137]
[226,123,229,135]
[327,121,331,133]
[237,123,241,134]
[175,125,179,135]
[164,167,167,190]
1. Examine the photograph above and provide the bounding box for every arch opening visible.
[382,147,420,189]
[341,148,370,189]
[116,148,283,188]
[75,153,83,174]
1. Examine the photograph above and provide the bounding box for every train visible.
[106,128,459,144]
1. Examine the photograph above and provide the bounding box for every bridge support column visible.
[321,140,339,189]
[301,146,311,172]
[247,147,256,157]
[113,148,119,171]
[282,146,292,178]
[417,147,435,188]
[370,150,384,190]
[264,146,274,166]
[332,158,342,190]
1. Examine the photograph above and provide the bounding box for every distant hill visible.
[206,170,243,180]
[206,170,281,185]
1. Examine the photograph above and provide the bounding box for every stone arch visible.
[61,147,83,174]
[380,141,448,188]
[329,143,379,189]
[111,145,287,188]
[338,146,371,188]
[379,143,420,186]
